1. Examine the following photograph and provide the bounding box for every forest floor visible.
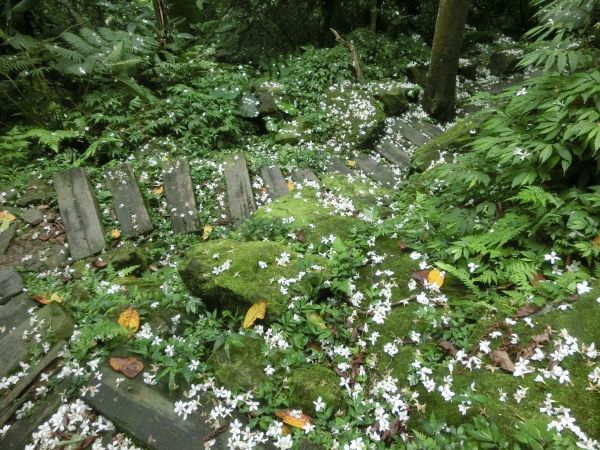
[0,28,599,450]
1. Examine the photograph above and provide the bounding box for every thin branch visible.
[330,28,364,83]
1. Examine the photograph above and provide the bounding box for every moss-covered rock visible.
[105,244,148,274]
[274,117,306,145]
[411,114,488,171]
[371,83,410,116]
[488,50,521,77]
[286,364,343,414]
[179,239,325,320]
[321,86,386,148]
[207,335,265,391]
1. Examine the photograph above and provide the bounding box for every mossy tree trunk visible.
[422,0,470,122]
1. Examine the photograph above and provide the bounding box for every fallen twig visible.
[330,28,364,83]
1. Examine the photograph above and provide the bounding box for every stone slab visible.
[224,153,256,225]
[391,121,430,147]
[0,222,17,256]
[326,158,352,175]
[375,141,411,168]
[291,169,320,186]
[107,163,154,238]
[356,156,396,187]
[0,293,35,333]
[161,159,199,234]
[53,168,105,261]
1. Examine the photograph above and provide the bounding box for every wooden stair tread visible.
[53,168,105,261]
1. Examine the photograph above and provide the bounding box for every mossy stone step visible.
[260,165,289,200]
[291,168,320,186]
[356,156,396,187]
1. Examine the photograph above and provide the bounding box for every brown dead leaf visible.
[491,349,515,373]
[275,409,313,429]
[203,422,229,443]
[109,356,144,378]
[110,229,121,239]
[118,307,140,332]
[32,294,49,305]
[295,230,306,244]
[93,259,108,269]
[151,185,164,196]
[76,435,97,450]
[398,240,407,251]
[243,301,267,329]
[530,272,546,287]
[411,269,430,285]
[438,340,458,357]
[532,326,552,345]
[593,234,600,247]
[307,341,322,352]
[514,304,539,318]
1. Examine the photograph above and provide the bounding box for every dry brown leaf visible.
[151,185,164,196]
[32,294,49,305]
[411,269,430,284]
[109,356,144,378]
[594,234,600,247]
[514,304,539,318]
[491,349,515,373]
[275,409,313,429]
[203,224,214,241]
[427,269,445,288]
[530,272,546,287]
[118,307,140,332]
[243,301,267,329]
[93,259,108,269]
[110,229,121,239]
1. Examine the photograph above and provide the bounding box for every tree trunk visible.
[422,0,469,122]
[368,0,378,33]
[152,0,171,49]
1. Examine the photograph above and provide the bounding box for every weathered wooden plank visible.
[0,293,35,332]
[291,169,320,186]
[0,266,24,304]
[391,121,429,147]
[86,366,274,450]
[375,141,411,168]
[53,168,105,261]
[356,156,396,187]
[260,165,289,200]
[0,340,65,428]
[224,153,256,225]
[0,379,70,450]
[0,222,17,256]
[107,163,153,238]
[326,158,352,175]
[0,303,73,379]
[161,159,199,234]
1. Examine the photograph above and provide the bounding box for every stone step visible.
[260,165,289,200]
[326,158,352,175]
[291,168,320,186]
[85,366,274,450]
[0,293,36,332]
[356,156,396,188]
[375,140,411,168]
[0,222,17,256]
[161,158,200,234]
[0,266,24,305]
[391,121,430,147]
[107,163,154,238]
[53,167,106,261]
[224,153,257,225]
[413,120,443,139]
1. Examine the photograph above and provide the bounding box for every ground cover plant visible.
[0,0,599,449]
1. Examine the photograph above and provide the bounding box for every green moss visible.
[208,335,265,391]
[179,239,325,320]
[411,114,488,171]
[320,174,391,211]
[286,364,342,414]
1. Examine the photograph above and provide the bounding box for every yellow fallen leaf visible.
[49,293,63,303]
[594,234,600,247]
[307,312,327,329]
[287,181,295,191]
[243,300,267,329]
[110,229,121,239]
[275,409,313,429]
[32,294,49,305]
[203,224,213,241]
[152,185,164,196]
[118,307,140,332]
[427,269,445,288]
[346,160,357,168]
[0,211,16,232]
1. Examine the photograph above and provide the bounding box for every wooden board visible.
[291,168,320,186]
[0,293,35,332]
[53,168,105,261]
[356,156,396,187]
[375,141,411,168]
[260,165,289,200]
[86,366,274,450]
[0,222,17,256]
[161,159,199,234]
[0,266,24,304]
[107,163,153,238]
[224,153,256,225]
[391,121,429,147]
[326,158,352,175]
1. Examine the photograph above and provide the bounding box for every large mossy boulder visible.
[371,83,411,115]
[488,50,522,77]
[321,85,385,148]
[286,364,343,414]
[207,335,265,391]
[179,239,325,320]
